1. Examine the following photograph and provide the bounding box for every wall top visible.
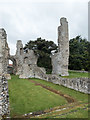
[0,28,6,33]
[60,17,68,25]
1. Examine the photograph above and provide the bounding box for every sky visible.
[0,0,88,55]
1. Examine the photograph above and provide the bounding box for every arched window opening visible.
[7,58,17,74]
[9,60,13,66]
[8,60,14,74]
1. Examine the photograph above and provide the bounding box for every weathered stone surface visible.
[0,28,10,118]
[0,75,10,118]
[42,75,90,94]
[0,29,10,74]
[4,74,11,80]
[13,40,47,79]
[19,64,47,80]
[52,17,69,76]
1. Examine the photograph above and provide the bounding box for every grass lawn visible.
[8,75,67,117]
[61,70,88,78]
[37,104,88,118]
[59,107,88,118]
[31,78,89,103]
[8,73,89,118]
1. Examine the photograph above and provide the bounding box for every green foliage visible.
[69,36,89,71]
[24,36,90,72]
[24,37,58,73]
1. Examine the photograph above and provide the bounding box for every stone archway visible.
[7,56,17,74]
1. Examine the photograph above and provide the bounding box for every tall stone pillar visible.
[58,17,69,76]
[16,40,24,75]
[0,28,10,74]
[52,17,69,76]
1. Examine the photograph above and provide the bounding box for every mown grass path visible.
[30,80,76,103]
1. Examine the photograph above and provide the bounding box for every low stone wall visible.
[69,70,88,73]
[0,75,10,119]
[46,74,90,94]
[37,74,90,94]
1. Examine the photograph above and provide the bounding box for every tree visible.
[69,35,89,71]
[24,36,90,72]
[24,37,58,73]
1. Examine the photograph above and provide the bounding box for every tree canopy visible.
[69,36,89,71]
[24,37,58,73]
[24,36,89,73]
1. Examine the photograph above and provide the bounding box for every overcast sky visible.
[0,0,88,55]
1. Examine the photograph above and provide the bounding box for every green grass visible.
[31,78,89,103]
[59,107,88,118]
[8,75,67,117]
[61,70,88,78]
[8,74,89,118]
[38,104,88,118]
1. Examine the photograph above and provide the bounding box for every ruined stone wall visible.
[14,40,47,79]
[0,28,10,119]
[52,17,69,76]
[46,75,90,94]
[36,74,90,94]
[0,75,10,119]
[0,28,10,74]
[15,40,38,75]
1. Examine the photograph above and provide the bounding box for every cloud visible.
[0,0,88,55]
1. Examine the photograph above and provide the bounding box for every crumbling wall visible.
[14,40,46,79]
[40,74,90,94]
[0,29,10,74]
[52,17,69,76]
[0,28,10,119]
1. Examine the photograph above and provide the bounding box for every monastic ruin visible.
[0,18,69,79]
[0,17,90,118]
